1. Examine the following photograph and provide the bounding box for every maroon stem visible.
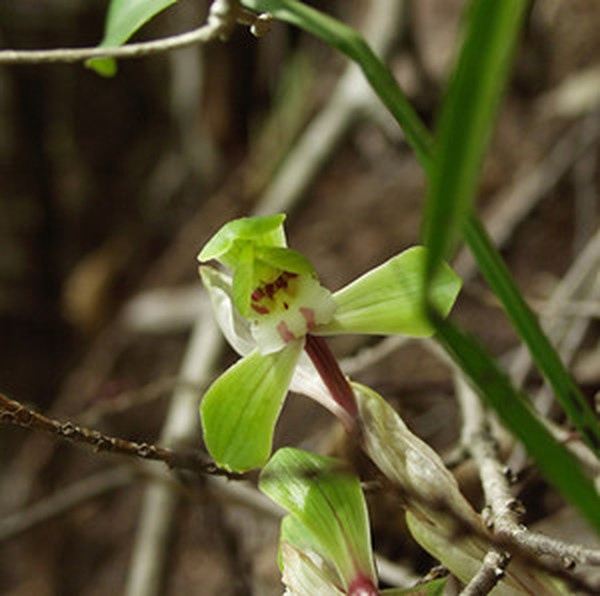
[304,334,358,421]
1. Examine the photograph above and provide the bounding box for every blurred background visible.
[1,1,599,594]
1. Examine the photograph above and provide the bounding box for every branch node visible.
[250,13,273,38]
[506,498,526,517]
[502,465,519,485]
[562,557,576,570]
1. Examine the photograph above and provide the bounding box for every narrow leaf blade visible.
[422,0,527,282]
[464,216,600,457]
[434,316,600,534]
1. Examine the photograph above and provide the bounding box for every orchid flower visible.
[198,214,461,472]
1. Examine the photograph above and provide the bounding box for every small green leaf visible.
[255,246,315,276]
[319,247,461,337]
[198,214,287,264]
[87,0,178,76]
[87,57,118,77]
[200,341,302,472]
[260,447,376,589]
[381,577,447,596]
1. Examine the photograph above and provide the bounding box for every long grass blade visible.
[422,0,527,283]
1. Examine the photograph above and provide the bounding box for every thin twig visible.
[459,550,509,596]
[455,377,600,568]
[509,224,600,388]
[0,0,251,65]
[0,392,240,480]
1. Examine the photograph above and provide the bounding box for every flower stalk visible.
[304,334,358,425]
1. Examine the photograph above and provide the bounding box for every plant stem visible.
[304,335,358,422]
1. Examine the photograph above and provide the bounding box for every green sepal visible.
[259,447,376,589]
[200,341,302,472]
[86,0,177,76]
[198,214,287,265]
[255,246,316,277]
[319,247,461,337]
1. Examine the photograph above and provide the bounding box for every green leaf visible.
[422,0,527,284]
[381,578,447,596]
[87,0,177,76]
[318,247,461,337]
[200,341,302,472]
[260,447,376,589]
[434,315,600,534]
[198,214,287,264]
[255,246,315,276]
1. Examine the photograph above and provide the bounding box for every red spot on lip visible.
[300,307,316,331]
[251,288,264,301]
[251,304,270,315]
[277,321,296,343]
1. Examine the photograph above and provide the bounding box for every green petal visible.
[232,242,255,317]
[200,342,302,472]
[86,0,177,76]
[260,447,376,589]
[198,214,287,264]
[318,246,461,337]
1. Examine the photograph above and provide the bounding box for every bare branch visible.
[0,0,258,66]
[0,392,241,480]
[460,551,509,596]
